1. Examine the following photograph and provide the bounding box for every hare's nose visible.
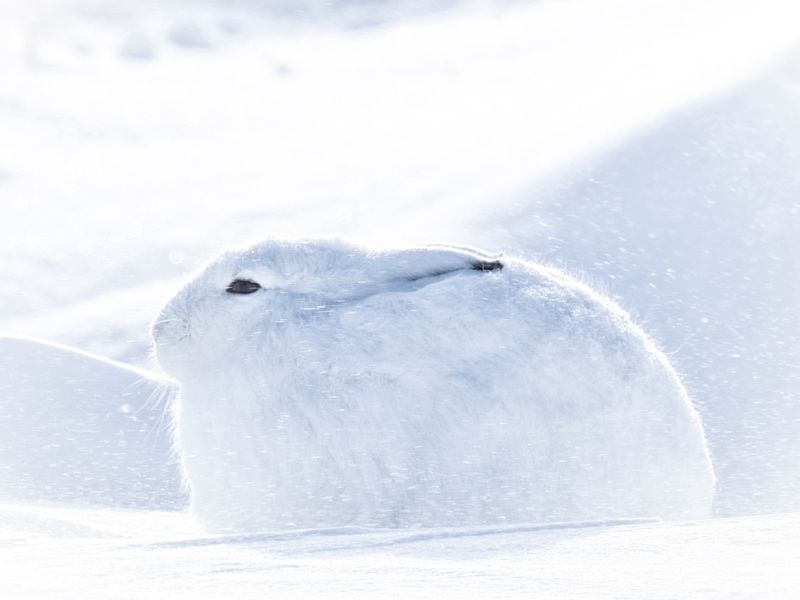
[152,317,190,341]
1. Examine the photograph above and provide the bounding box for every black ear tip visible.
[472,259,504,272]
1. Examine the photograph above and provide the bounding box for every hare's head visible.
[152,236,502,379]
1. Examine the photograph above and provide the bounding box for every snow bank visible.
[0,336,184,509]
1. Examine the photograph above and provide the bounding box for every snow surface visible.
[2,504,799,599]
[0,336,184,509]
[2,0,800,595]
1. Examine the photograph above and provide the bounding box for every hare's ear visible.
[368,245,503,283]
[471,260,503,272]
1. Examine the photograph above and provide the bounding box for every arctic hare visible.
[153,237,714,531]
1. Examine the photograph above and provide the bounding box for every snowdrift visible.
[0,336,184,509]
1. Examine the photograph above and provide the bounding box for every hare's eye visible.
[226,279,261,294]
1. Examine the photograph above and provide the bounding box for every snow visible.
[0,335,184,509]
[2,505,799,599]
[2,0,800,595]
[3,0,800,366]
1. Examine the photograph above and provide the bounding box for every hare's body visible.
[153,238,714,531]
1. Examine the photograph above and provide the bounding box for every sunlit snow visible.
[2,0,800,597]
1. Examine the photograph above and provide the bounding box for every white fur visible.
[153,237,714,531]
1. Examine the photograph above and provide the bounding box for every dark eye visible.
[226,279,261,294]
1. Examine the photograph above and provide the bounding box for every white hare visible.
[153,237,714,532]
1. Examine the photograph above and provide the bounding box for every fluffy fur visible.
[153,237,714,531]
